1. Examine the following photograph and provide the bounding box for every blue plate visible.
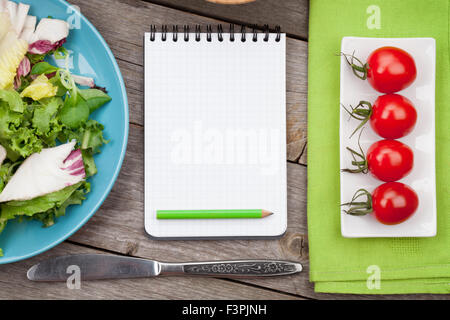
[0,0,129,264]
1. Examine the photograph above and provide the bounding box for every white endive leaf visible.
[0,0,7,12]
[13,3,29,35]
[0,11,11,41]
[0,141,86,203]
[33,18,69,44]
[19,15,36,43]
[5,1,17,27]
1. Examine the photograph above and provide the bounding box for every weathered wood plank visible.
[69,0,308,161]
[140,0,309,39]
[0,242,301,300]
[298,143,307,165]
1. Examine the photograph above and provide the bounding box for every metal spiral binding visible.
[183,25,189,41]
[206,25,212,42]
[195,25,201,42]
[173,25,178,42]
[264,24,270,42]
[275,25,281,42]
[241,25,246,42]
[149,24,281,42]
[217,24,223,42]
[150,25,156,41]
[161,25,167,41]
[252,25,258,42]
[229,24,235,42]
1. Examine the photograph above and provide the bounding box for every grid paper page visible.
[144,32,286,238]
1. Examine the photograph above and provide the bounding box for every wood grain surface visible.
[0,0,446,300]
[142,0,309,39]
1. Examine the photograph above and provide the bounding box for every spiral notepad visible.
[144,25,287,239]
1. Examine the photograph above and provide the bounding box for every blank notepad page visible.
[144,31,287,238]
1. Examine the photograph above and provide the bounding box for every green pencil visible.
[156,209,273,220]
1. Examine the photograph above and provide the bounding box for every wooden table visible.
[0,0,446,300]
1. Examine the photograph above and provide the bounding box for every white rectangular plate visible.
[340,37,436,238]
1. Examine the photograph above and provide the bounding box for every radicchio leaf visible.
[28,38,66,55]
[13,57,31,90]
[62,149,86,180]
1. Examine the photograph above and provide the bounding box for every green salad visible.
[0,4,111,256]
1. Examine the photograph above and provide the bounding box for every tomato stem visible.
[341,188,372,216]
[342,130,369,174]
[341,101,373,138]
[340,51,368,80]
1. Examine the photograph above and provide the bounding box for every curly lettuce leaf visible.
[0,96,66,161]
[80,120,109,154]
[31,182,90,227]
[0,90,24,113]
[8,127,44,159]
[0,181,87,222]
[32,97,62,133]
[0,161,21,193]
[0,102,40,161]
[0,93,42,160]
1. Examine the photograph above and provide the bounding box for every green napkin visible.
[307,0,450,294]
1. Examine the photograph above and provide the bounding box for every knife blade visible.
[27,254,302,281]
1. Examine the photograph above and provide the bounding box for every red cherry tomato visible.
[371,94,417,139]
[367,47,417,93]
[372,182,419,225]
[343,94,417,139]
[367,140,414,182]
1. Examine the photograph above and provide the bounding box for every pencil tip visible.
[262,210,274,218]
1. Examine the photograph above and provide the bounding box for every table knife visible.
[27,254,302,281]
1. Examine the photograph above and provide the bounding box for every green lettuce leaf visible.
[32,97,62,134]
[0,101,22,138]
[0,101,41,161]
[0,97,46,160]
[81,150,97,177]
[0,161,21,193]
[80,120,109,154]
[30,62,59,76]
[8,127,44,159]
[31,182,90,227]
[0,89,24,113]
[78,89,111,113]
[0,182,85,220]
[58,93,90,129]
[59,120,108,152]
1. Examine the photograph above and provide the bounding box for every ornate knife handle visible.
[159,260,302,278]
